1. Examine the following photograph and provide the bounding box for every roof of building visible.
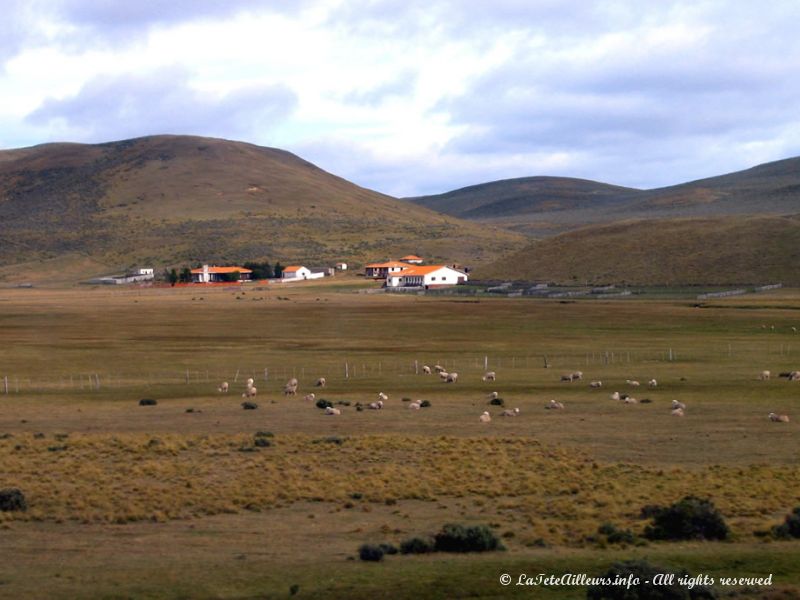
[395,265,466,277]
[190,266,253,274]
[283,265,306,272]
[365,261,409,268]
[400,255,423,260]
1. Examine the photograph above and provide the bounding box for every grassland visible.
[1,280,800,599]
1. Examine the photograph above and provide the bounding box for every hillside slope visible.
[0,135,524,282]
[407,157,800,236]
[482,215,800,286]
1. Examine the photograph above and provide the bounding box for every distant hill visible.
[407,157,800,236]
[0,135,525,283]
[481,215,800,286]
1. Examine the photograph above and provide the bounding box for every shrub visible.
[643,496,729,541]
[379,543,398,555]
[433,523,504,553]
[138,398,157,406]
[489,397,505,406]
[315,399,333,410]
[420,400,431,408]
[358,544,384,562]
[253,437,271,448]
[241,401,258,410]
[399,536,436,554]
[597,522,638,545]
[0,488,27,512]
[586,560,718,600]
[773,506,800,539]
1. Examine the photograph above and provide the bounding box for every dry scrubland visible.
[1,280,800,599]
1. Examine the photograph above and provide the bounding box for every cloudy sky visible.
[2,1,800,196]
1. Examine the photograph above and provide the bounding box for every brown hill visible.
[0,135,524,283]
[482,215,800,286]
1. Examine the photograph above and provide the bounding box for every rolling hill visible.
[0,135,525,284]
[481,214,800,286]
[407,157,800,236]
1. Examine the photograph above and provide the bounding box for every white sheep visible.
[589,380,603,388]
[408,401,421,410]
[500,408,520,417]
[610,392,621,401]
[671,407,685,417]
[648,379,658,388]
[626,379,641,387]
[315,377,327,387]
[246,378,254,387]
[325,406,341,416]
[671,399,686,410]
[790,371,800,381]
[572,371,583,380]
[488,391,499,400]
[217,381,229,393]
[759,370,771,381]
[479,411,491,423]
[422,365,432,374]
[769,412,790,423]
[560,374,574,382]
[545,399,564,410]
[284,377,299,396]
[446,372,459,383]
[242,386,257,398]
[439,371,450,380]
[622,397,638,404]
[434,365,445,373]
[368,400,384,410]
[303,393,316,402]
[482,371,496,382]
[377,392,388,401]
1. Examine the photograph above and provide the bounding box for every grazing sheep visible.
[439,371,450,380]
[422,365,432,374]
[589,380,603,388]
[671,407,685,417]
[434,365,445,373]
[560,374,574,382]
[500,408,520,417]
[610,392,620,401]
[622,397,638,404]
[648,379,658,388]
[482,371,496,382]
[790,371,800,381]
[446,372,459,383]
[315,377,327,387]
[671,399,686,410]
[571,371,583,380]
[488,391,499,400]
[324,406,341,416]
[759,370,771,381]
[377,392,388,401]
[246,378,254,387]
[626,379,641,387]
[792,327,797,333]
[479,411,491,423]
[769,412,790,423]
[303,393,316,402]
[545,399,565,410]
[284,378,299,396]
[408,401,421,410]
[217,382,229,393]
[368,400,384,410]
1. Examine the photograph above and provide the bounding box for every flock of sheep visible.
[213,363,795,424]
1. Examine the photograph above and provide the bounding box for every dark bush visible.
[241,401,258,410]
[773,506,800,539]
[433,523,504,553]
[0,488,27,512]
[358,544,384,562]
[489,397,505,406]
[253,437,271,448]
[400,536,436,554]
[597,522,638,545]
[379,543,398,555]
[644,496,729,541]
[420,400,431,408]
[586,559,718,600]
[315,399,333,410]
[254,431,274,438]
[138,398,157,406]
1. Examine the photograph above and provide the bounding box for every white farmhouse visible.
[282,265,325,280]
[386,265,468,288]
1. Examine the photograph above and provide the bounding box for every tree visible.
[179,267,192,283]
[168,268,179,286]
[273,262,284,278]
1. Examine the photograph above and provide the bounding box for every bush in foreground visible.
[773,506,800,539]
[0,488,27,512]
[399,536,436,555]
[358,544,384,562]
[643,496,729,541]
[587,560,718,600]
[433,523,504,553]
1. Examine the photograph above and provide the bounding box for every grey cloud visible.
[26,67,297,142]
[343,71,417,106]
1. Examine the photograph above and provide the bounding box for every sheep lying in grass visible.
[482,371,496,381]
[378,392,388,401]
[479,411,491,423]
[671,399,686,410]
[434,365,445,373]
[315,377,326,387]
[769,412,790,423]
[324,406,341,416]
[671,407,685,417]
[648,379,658,388]
[610,392,621,401]
[422,365,431,374]
[545,399,564,410]
[408,401,421,410]
[500,408,520,417]
[446,372,459,383]
[589,380,603,388]
[759,370,771,381]
[626,379,640,387]
[560,374,574,382]
[622,397,638,404]
[217,382,229,393]
[303,393,316,402]
[368,400,384,410]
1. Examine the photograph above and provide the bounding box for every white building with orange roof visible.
[191,264,252,283]
[364,261,410,278]
[400,254,424,264]
[282,265,325,280]
[386,265,468,288]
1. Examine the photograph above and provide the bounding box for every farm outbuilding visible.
[190,265,252,283]
[386,265,468,288]
[282,266,325,280]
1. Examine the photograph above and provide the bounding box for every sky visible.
[2,0,800,197]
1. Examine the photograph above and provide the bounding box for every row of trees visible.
[163,261,286,285]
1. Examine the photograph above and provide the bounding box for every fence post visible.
[3,376,7,395]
